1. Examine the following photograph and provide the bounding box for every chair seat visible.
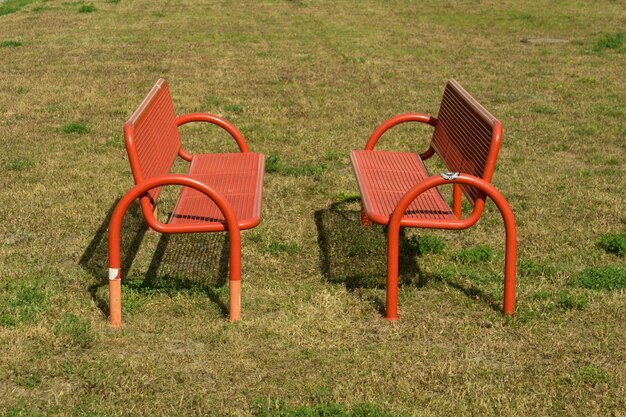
[350,150,454,225]
[169,152,265,230]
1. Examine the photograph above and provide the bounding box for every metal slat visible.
[170,153,264,228]
[431,81,498,203]
[352,150,453,224]
[129,83,182,202]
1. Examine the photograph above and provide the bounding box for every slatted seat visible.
[351,150,454,224]
[350,80,517,320]
[170,152,264,228]
[108,79,265,327]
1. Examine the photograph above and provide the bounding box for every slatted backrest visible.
[431,80,502,205]
[124,79,182,205]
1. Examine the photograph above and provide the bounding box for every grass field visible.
[1,0,625,415]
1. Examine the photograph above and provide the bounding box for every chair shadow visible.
[443,279,502,313]
[79,199,230,319]
[314,197,501,315]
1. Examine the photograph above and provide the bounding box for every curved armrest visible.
[365,113,437,151]
[389,173,514,232]
[175,113,249,159]
[108,174,241,269]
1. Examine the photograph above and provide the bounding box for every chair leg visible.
[109,275,122,327]
[386,225,400,321]
[228,230,242,322]
[502,217,517,316]
[229,279,241,322]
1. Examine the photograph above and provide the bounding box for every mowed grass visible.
[1,0,625,416]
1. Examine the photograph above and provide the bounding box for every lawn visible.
[0,0,624,416]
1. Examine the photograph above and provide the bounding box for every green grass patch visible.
[593,104,624,118]
[249,233,301,255]
[530,290,588,312]
[518,259,558,278]
[123,275,214,297]
[106,133,125,148]
[224,104,244,114]
[559,365,612,387]
[531,104,558,115]
[341,53,368,64]
[254,401,403,417]
[196,94,222,110]
[265,154,281,173]
[5,407,44,417]
[264,154,329,177]
[532,290,551,300]
[119,275,216,315]
[592,32,624,52]
[453,246,493,264]
[571,266,626,291]
[333,192,361,203]
[406,235,446,256]
[7,157,35,171]
[556,291,588,311]
[572,123,599,137]
[597,233,626,256]
[322,150,344,163]
[0,277,50,327]
[62,121,91,134]
[266,240,300,256]
[0,0,38,16]
[282,162,328,177]
[0,40,22,48]
[347,234,382,258]
[54,314,96,349]
[508,305,538,324]
[78,4,97,13]
[204,94,223,108]
[15,372,43,389]
[574,366,611,386]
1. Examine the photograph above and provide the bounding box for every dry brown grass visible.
[1,0,625,416]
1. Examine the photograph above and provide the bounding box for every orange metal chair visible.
[108,79,265,326]
[350,80,516,320]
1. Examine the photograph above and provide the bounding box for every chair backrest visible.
[124,79,182,205]
[431,80,502,205]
